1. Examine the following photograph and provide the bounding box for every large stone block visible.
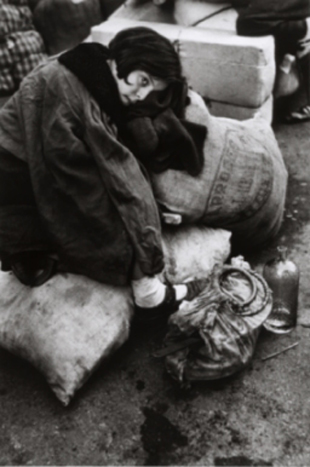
[101,0,276,121]
[209,94,273,121]
[91,18,275,109]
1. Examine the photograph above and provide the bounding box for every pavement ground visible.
[0,92,310,466]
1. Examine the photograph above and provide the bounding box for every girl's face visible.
[109,61,168,105]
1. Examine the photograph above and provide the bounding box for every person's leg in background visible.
[282,18,310,122]
[298,52,310,104]
[289,46,310,121]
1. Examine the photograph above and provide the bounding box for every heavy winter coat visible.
[0,58,164,285]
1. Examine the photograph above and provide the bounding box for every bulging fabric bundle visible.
[0,225,231,405]
[151,90,288,247]
[160,260,272,383]
[33,0,105,54]
[0,0,47,95]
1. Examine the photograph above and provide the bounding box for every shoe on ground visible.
[9,251,57,287]
[284,105,310,124]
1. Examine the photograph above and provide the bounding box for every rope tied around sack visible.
[153,266,272,358]
[218,266,271,317]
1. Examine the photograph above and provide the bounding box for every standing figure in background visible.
[235,0,310,123]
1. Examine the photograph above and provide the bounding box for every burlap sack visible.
[161,225,231,284]
[151,90,288,247]
[0,271,133,406]
[0,226,230,405]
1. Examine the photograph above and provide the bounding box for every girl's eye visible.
[140,76,149,87]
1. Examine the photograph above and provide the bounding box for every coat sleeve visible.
[83,99,165,276]
[237,15,307,43]
[40,68,164,277]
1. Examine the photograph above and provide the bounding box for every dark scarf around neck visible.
[124,87,207,176]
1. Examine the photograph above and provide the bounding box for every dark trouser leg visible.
[297,51,310,104]
[0,146,51,268]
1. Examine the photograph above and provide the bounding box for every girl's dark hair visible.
[108,26,183,83]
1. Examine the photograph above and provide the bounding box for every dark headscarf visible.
[108,26,183,83]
